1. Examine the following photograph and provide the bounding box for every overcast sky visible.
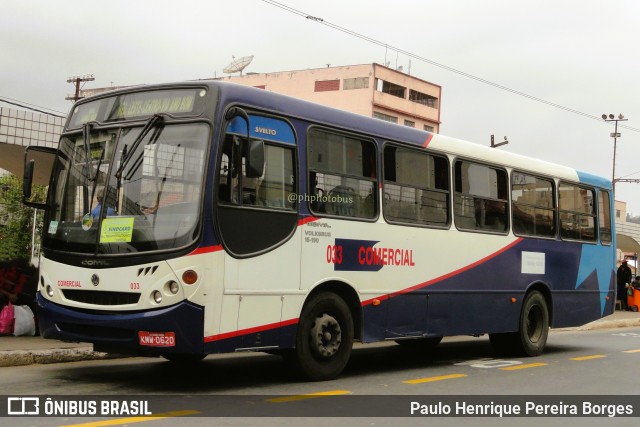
[3,0,640,213]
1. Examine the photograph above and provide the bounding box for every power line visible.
[261,0,640,133]
[0,96,66,118]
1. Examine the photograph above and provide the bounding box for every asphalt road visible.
[2,326,640,426]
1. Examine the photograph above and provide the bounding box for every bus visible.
[23,81,616,381]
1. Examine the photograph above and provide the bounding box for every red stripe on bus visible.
[298,216,319,226]
[422,133,434,147]
[361,238,523,306]
[188,245,223,256]
[204,318,299,343]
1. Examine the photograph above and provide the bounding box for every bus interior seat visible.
[326,185,356,216]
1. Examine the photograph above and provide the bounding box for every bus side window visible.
[218,134,238,204]
[559,182,596,241]
[454,160,508,233]
[254,144,295,210]
[383,145,449,227]
[511,172,556,238]
[598,190,612,244]
[307,128,377,219]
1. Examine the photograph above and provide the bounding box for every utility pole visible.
[601,113,634,194]
[65,74,95,102]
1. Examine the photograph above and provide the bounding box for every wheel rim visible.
[309,313,342,358]
[526,304,544,344]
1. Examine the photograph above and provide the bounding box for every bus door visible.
[216,110,299,349]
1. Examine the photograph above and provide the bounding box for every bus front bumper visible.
[36,293,205,356]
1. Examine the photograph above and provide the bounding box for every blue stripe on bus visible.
[576,170,612,189]
[577,243,617,312]
[227,115,296,145]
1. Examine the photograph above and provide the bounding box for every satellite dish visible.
[223,55,254,75]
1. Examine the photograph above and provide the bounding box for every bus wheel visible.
[293,292,354,381]
[162,354,207,363]
[490,291,549,356]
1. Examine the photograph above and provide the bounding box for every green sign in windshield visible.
[68,88,207,128]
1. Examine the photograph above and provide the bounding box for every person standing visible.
[617,260,632,311]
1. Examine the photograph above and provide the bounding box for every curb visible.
[560,318,640,332]
[0,347,122,368]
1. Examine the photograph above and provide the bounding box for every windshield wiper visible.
[114,114,165,210]
[114,114,165,181]
[82,122,101,212]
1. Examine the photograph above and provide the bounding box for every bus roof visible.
[210,81,610,190]
[75,80,612,190]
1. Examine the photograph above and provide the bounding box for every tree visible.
[0,174,46,262]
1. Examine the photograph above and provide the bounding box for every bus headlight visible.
[152,290,162,304]
[168,280,179,295]
[46,285,53,297]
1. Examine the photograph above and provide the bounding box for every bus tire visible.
[490,291,549,356]
[292,292,354,381]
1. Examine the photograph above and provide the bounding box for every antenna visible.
[223,55,254,76]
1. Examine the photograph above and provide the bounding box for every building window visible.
[343,77,369,90]
[409,90,438,108]
[423,125,434,132]
[375,79,406,99]
[314,80,340,92]
[403,120,415,128]
[373,112,398,123]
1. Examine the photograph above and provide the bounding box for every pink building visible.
[220,63,441,133]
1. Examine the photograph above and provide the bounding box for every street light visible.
[602,113,628,194]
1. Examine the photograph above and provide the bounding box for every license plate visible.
[138,331,176,347]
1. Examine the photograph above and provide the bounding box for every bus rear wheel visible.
[292,292,354,381]
[490,291,549,357]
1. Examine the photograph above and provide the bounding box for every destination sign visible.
[68,88,207,128]
[107,91,196,120]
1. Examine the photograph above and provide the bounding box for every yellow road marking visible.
[623,349,640,353]
[60,410,200,427]
[500,362,547,371]
[570,355,607,361]
[403,373,467,384]
[267,390,352,403]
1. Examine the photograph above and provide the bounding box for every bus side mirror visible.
[225,106,264,178]
[246,139,264,178]
[23,146,56,209]
[23,160,35,200]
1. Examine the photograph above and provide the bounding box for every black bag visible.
[0,293,8,309]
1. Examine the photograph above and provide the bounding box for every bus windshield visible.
[43,121,210,254]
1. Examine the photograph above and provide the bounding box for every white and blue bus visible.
[23,81,616,380]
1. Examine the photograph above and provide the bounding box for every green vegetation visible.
[0,174,46,262]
